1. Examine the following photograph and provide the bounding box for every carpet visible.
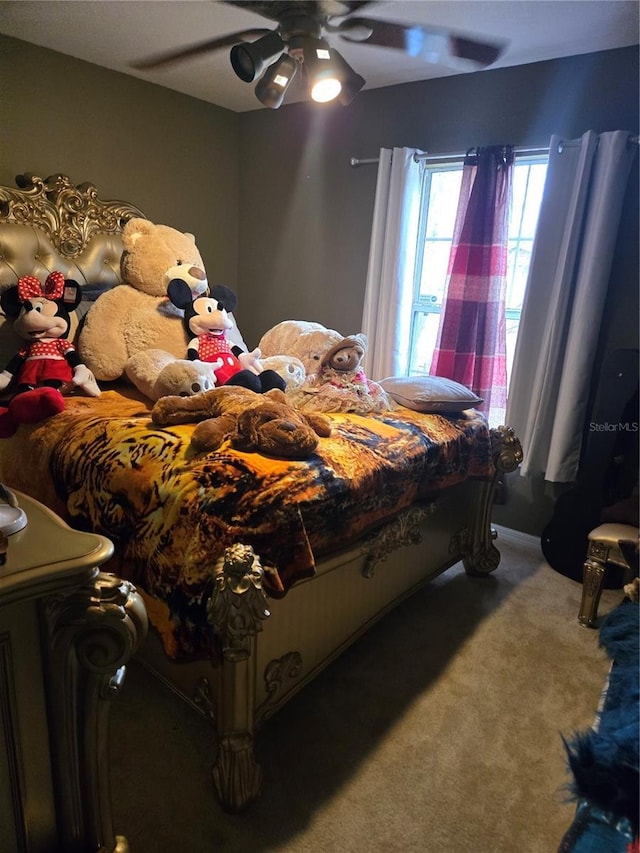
[108,526,624,853]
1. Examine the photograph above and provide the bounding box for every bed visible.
[0,173,523,813]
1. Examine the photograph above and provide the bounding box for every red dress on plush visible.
[189,332,242,386]
[15,339,76,386]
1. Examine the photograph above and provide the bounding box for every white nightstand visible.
[0,489,147,853]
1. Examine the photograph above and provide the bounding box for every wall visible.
[0,34,240,286]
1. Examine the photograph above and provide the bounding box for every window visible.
[408,156,548,387]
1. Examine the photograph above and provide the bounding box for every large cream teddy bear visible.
[78,218,294,401]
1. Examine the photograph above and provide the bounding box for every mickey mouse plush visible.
[167,280,285,394]
[0,271,100,436]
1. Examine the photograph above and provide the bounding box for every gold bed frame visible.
[0,174,523,816]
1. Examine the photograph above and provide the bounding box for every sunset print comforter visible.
[0,387,494,657]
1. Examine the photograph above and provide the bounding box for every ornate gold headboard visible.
[0,173,145,286]
[0,173,146,366]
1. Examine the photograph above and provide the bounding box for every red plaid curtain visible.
[430,146,514,423]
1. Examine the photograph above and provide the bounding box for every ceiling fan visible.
[133,1,506,109]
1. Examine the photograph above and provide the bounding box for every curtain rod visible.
[349,146,546,167]
[349,136,639,167]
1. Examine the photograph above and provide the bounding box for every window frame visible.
[408,153,549,380]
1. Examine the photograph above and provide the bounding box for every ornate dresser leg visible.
[207,544,270,812]
[42,572,148,853]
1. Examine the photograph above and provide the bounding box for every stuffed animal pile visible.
[0,272,100,436]
[78,217,301,401]
[78,218,219,392]
[0,216,389,454]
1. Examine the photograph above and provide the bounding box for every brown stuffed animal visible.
[151,386,331,459]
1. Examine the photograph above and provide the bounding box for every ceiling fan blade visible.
[224,1,375,21]
[331,1,376,12]
[338,18,505,69]
[132,29,271,70]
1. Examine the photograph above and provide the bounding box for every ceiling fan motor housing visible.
[279,13,324,42]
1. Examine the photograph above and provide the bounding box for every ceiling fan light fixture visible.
[230,29,285,83]
[255,53,298,109]
[311,74,342,103]
[301,38,342,103]
[330,48,366,106]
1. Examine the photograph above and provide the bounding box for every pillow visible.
[379,375,483,413]
[82,282,114,302]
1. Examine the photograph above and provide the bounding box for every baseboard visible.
[494,523,541,550]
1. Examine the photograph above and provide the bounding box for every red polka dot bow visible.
[17,271,65,302]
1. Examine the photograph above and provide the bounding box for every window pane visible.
[424,170,463,238]
[520,164,547,233]
[419,241,451,301]
[418,168,462,306]
[507,240,534,310]
[511,168,529,228]
[409,311,441,375]
[506,316,521,387]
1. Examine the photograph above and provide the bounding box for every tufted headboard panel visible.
[0,172,146,368]
[0,173,145,285]
[0,220,127,286]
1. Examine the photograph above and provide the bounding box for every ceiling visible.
[1,0,638,113]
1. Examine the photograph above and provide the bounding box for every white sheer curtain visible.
[507,130,636,482]
[361,147,423,380]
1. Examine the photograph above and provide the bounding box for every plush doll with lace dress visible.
[288,334,393,415]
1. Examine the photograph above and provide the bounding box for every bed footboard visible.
[200,425,522,812]
[455,425,524,575]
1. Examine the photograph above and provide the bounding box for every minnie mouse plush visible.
[0,271,100,436]
[167,280,285,394]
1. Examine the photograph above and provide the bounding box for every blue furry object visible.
[563,602,639,836]
[558,801,635,852]
[600,602,640,665]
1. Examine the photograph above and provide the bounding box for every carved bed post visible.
[41,571,147,853]
[206,544,271,813]
[458,425,523,576]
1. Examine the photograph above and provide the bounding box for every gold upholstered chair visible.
[578,522,639,627]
